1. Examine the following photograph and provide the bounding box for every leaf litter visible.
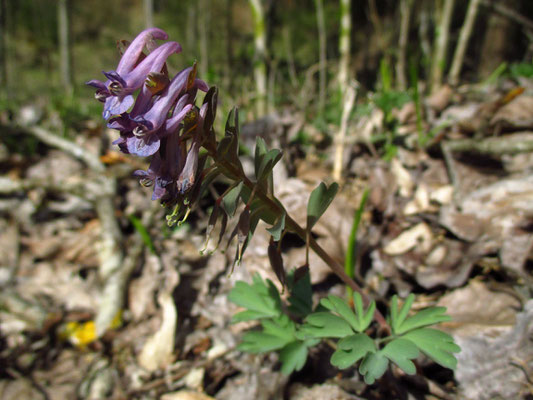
[0,78,532,399]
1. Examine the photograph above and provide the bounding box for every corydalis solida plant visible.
[88,29,459,383]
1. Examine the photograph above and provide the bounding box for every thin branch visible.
[396,0,414,91]
[480,0,533,32]
[430,0,456,91]
[315,0,327,115]
[333,82,357,181]
[27,126,105,172]
[449,0,482,86]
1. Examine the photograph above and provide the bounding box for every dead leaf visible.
[383,223,433,255]
[491,95,533,130]
[160,390,215,400]
[137,290,178,371]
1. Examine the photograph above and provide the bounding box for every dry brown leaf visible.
[383,223,433,255]
[160,390,215,400]
[137,290,178,371]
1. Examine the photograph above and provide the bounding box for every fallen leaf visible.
[137,290,178,371]
[383,223,433,255]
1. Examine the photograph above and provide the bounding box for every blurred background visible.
[1,1,533,399]
[2,0,533,125]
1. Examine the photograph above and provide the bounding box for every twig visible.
[449,0,482,86]
[480,0,533,32]
[396,0,414,91]
[27,126,104,172]
[315,0,327,115]
[21,124,130,337]
[333,82,357,181]
[128,347,234,395]
[430,0,456,91]
[445,133,533,156]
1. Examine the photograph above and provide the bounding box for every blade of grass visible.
[128,214,156,254]
[345,188,369,299]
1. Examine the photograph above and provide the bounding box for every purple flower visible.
[131,67,193,136]
[101,41,181,119]
[90,28,215,209]
[86,28,168,103]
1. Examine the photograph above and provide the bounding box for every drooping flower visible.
[89,28,215,211]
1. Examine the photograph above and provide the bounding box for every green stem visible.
[204,142,389,332]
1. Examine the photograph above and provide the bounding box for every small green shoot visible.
[345,188,369,297]
[128,214,156,254]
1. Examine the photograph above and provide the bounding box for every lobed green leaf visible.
[395,306,451,335]
[279,341,308,375]
[330,333,376,369]
[381,338,419,375]
[321,295,360,332]
[402,328,460,370]
[228,275,282,322]
[359,352,389,385]
[303,312,353,338]
[238,331,292,353]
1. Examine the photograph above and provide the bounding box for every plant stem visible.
[204,142,389,331]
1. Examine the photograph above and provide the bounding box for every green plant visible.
[508,61,533,79]
[88,28,461,386]
[344,188,368,297]
[229,276,460,382]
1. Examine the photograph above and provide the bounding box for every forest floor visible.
[1,76,533,400]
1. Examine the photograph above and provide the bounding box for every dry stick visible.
[480,0,533,32]
[249,0,267,117]
[25,125,129,336]
[338,0,351,89]
[449,0,482,86]
[430,0,456,91]
[315,0,327,115]
[333,82,356,181]
[57,0,73,94]
[198,0,209,80]
[205,144,389,331]
[396,0,414,91]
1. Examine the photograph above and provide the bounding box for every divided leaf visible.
[228,275,282,322]
[303,312,353,338]
[279,341,308,375]
[307,182,339,230]
[396,307,451,335]
[390,294,450,334]
[330,333,376,369]
[359,352,389,385]
[320,294,374,333]
[402,328,460,370]
[381,338,419,375]
[353,292,376,332]
[321,295,360,332]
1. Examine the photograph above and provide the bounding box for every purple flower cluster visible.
[88,28,214,206]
